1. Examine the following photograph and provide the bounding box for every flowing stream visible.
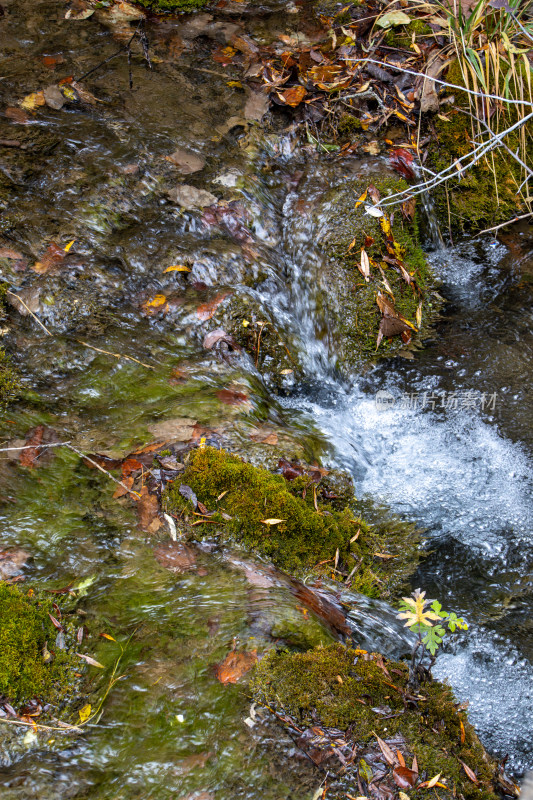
[0,0,532,796]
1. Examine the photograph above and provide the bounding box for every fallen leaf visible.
[459,718,466,744]
[203,328,232,349]
[48,613,63,630]
[244,90,269,121]
[393,766,418,789]
[355,189,368,209]
[401,196,416,222]
[4,107,30,124]
[376,10,411,27]
[359,249,370,282]
[179,483,198,509]
[143,294,167,313]
[260,518,285,525]
[154,542,196,573]
[165,148,205,174]
[277,85,306,107]
[375,734,397,766]
[78,704,91,723]
[460,761,479,784]
[217,388,249,405]
[137,486,161,533]
[197,291,231,321]
[164,264,191,273]
[33,242,66,274]
[215,649,257,684]
[19,425,45,468]
[76,653,105,669]
[20,91,46,111]
[390,148,415,180]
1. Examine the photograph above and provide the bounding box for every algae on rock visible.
[164,446,419,596]
[252,643,499,800]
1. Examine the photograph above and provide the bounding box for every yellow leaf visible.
[399,793,410,800]
[227,80,243,88]
[145,294,167,308]
[101,633,116,641]
[460,718,466,744]
[355,189,368,209]
[380,215,392,237]
[242,319,250,327]
[280,368,293,374]
[416,301,422,329]
[20,91,46,111]
[64,239,75,253]
[260,518,285,525]
[427,772,441,788]
[164,265,190,273]
[78,704,91,723]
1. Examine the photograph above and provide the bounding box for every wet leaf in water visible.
[393,766,418,789]
[121,457,143,477]
[76,653,105,669]
[113,475,134,499]
[197,291,231,321]
[216,388,248,405]
[165,148,205,174]
[78,704,91,723]
[390,148,416,180]
[142,294,167,314]
[0,548,30,580]
[244,90,270,121]
[154,542,197,573]
[164,264,191,273]
[250,429,278,445]
[19,425,45,468]
[5,107,30,124]
[20,91,46,111]
[215,649,257,684]
[203,328,231,349]
[147,418,196,442]
[137,486,161,533]
[33,242,66,274]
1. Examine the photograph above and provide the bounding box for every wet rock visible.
[167,185,218,210]
[165,148,205,175]
[0,548,30,580]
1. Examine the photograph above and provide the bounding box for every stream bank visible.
[0,0,532,796]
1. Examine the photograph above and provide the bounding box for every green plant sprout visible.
[397,588,468,690]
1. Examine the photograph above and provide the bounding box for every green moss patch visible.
[164,446,419,595]
[130,0,208,12]
[316,174,440,372]
[0,582,78,705]
[430,59,532,234]
[252,643,498,800]
[0,283,19,409]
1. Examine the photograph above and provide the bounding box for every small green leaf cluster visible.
[398,593,468,656]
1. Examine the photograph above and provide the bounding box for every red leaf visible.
[48,613,63,630]
[197,291,231,321]
[19,426,45,469]
[216,389,248,405]
[393,766,418,789]
[390,148,416,180]
[460,761,479,784]
[214,649,257,684]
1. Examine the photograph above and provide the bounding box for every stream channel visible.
[0,0,532,797]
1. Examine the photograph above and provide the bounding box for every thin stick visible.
[6,291,52,336]
[64,443,141,498]
[0,441,70,453]
[474,212,533,237]
[76,339,155,370]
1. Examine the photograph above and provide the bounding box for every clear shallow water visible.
[1,0,533,792]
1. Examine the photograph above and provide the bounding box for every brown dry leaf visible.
[113,475,134,499]
[376,293,416,330]
[154,542,196,573]
[375,734,397,766]
[393,767,418,789]
[137,486,161,533]
[215,649,257,684]
[121,457,143,477]
[460,761,479,784]
[197,291,231,321]
[401,196,416,222]
[359,249,370,282]
[276,85,306,107]
[33,242,66,274]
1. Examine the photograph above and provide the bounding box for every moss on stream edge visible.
[251,643,499,800]
[0,582,79,706]
[164,446,419,596]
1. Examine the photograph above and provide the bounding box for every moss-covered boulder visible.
[164,446,419,594]
[430,59,532,234]
[252,643,499,800]
[308,169,440,372]
[0,582,78,706]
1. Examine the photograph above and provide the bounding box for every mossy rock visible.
[430,59,532,234]
[164,446,419,594]
[0,582,79,706]
[0,283,19,408]
[313,171,439,372]
[131,0,208,11]
[252,643,499,800]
